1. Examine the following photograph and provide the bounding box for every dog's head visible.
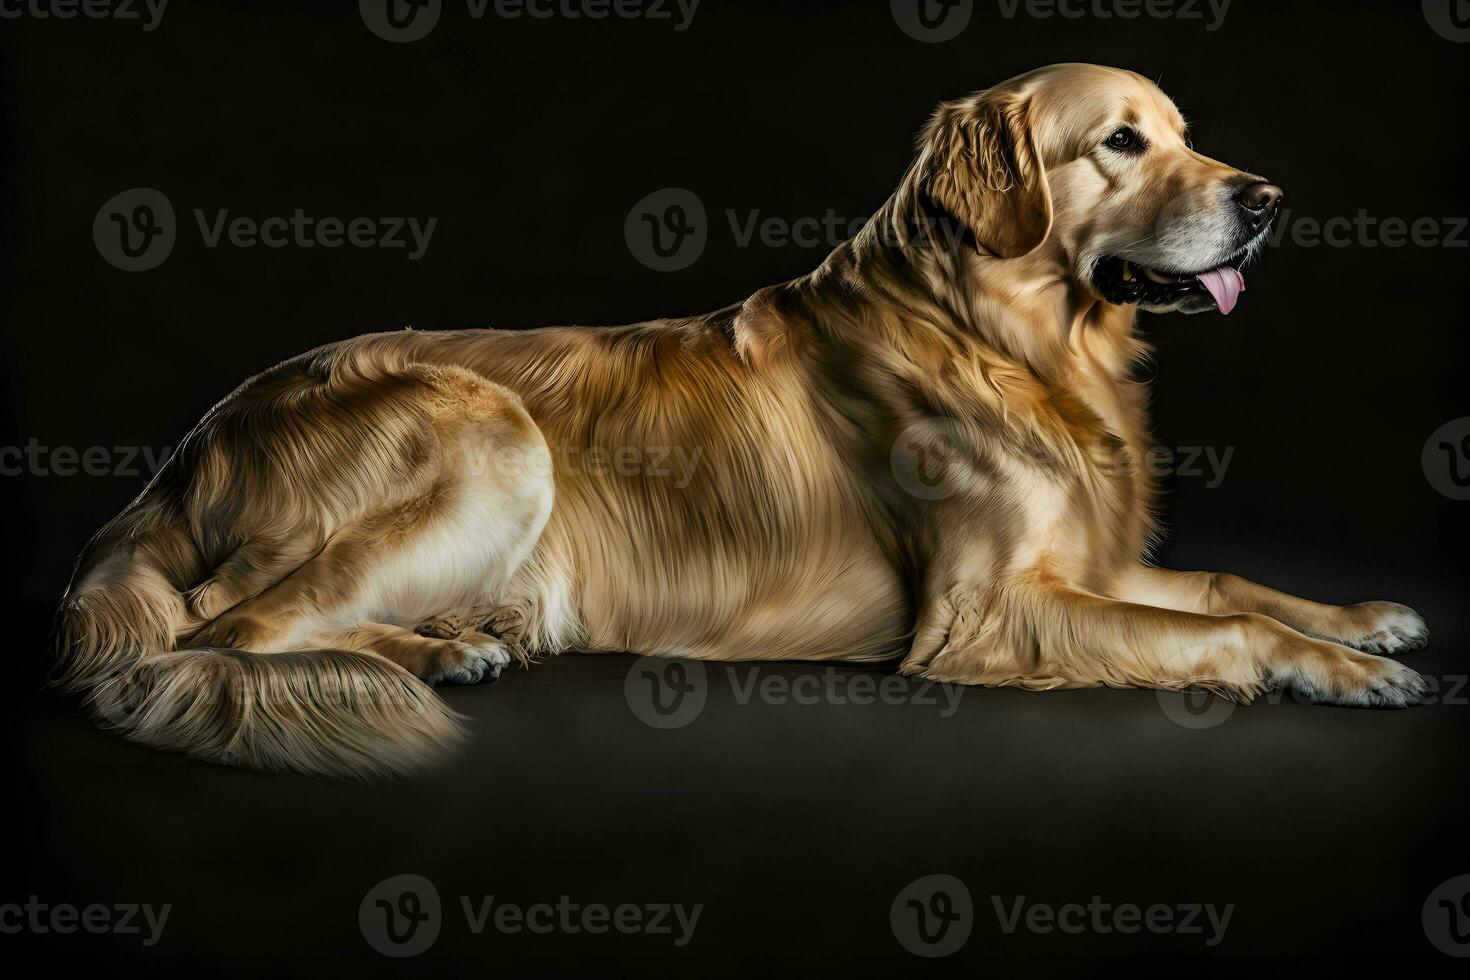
[920,63,1280,316]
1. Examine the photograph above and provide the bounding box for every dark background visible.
[3,0,1467,975]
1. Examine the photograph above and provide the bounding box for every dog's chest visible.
[925,351,1156,587]
[1021,366,1155,575]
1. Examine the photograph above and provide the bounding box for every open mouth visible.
[1093,253,1249,315]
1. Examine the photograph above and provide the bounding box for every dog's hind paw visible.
[424,633,512,686]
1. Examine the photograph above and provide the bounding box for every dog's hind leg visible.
[58,359,554,776]
[186,366,554,684]
[183,529,325,623]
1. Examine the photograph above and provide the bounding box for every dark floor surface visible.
[8,529,1469,976]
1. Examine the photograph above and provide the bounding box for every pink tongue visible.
[1195,266,1246,315]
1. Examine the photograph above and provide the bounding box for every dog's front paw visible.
[1338,601,1429,655]
[1288,647,1428,708]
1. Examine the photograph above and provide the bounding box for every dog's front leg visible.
[914,579,1426,706]
[1112,566,1428,656]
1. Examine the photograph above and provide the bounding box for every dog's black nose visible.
[1236,182,1283,230]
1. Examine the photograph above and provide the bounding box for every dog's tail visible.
[49,494,464,779]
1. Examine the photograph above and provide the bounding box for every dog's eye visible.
[1104,127,1141,152]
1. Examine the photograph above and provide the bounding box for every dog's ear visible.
[924,92,1053,259]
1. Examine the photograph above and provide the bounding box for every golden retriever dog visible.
[51,64,1429,777]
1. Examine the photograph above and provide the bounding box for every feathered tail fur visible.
[49,496,464,779]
